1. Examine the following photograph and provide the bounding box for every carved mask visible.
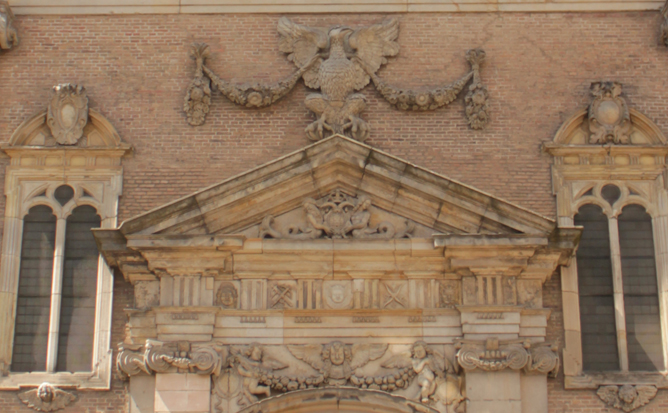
[37,383,55,403]
[330,285,345,304]
[250,346,263,362]
[329,343,346,366]
[618,385,638,404]
[217,282,238,308]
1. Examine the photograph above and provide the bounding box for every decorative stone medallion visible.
[46,84,89,145]
[588,82,631,144]
[323,281,353,309]
[216,282,239,309]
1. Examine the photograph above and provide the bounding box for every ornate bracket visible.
[17,383,76,412]
[455,338,559,376]
[0,1,18,52]
[596,385,658,412]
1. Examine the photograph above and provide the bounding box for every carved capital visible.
[116,340,226,377]
[597,385,657,412]
[525,342,559,377]
[0,1,19,51]
[456,338,530,372]
[18,383,76,412]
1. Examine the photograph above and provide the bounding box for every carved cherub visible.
[383,341,465,412]
[597,385,657,413]
[231,343,287,406]
[287,341,387,386]
[18,383,76,412]
[0,1,18,51]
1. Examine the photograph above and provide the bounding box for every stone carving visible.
[439,280,460,308]
[216,282,239,309]
[17,383,76,412]
[47,84,89,145]
[260,190,415,240]
[116,340,225,376]
[287,341,387,386]
[596,385,658,412]
[134,281,160,309]
[525,343,560,377]
[184,43,212,126]
[230,343,288,406]
[269,281,297,309]
[662,1,668,47]
[588,82,631,144]
[0,1,18,51]
[455,338,559,376]
[381,341,465,412]
[380,281,408,309]
[117,343,151,377]
[323,281,353,309]
[185,17,488,140]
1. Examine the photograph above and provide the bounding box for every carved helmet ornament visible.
[46,84,89,145]
[588,81,631,144]
[184,17,489,141]
[0,0,18,51]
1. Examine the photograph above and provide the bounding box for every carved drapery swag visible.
[17,383,76,412]
[596,385,658,412]
[455,338,559,377]
[259,190,415,239]
[0,1,18,52]
[184,17,489,141]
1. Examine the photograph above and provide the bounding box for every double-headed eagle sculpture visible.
[184,17,488,141]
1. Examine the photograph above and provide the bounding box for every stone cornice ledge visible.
[7,0,665,15]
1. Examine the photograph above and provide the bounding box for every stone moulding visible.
[596,385,658,412]
[184,17,489,141]
[662,1,668,46]
[0,1,18,51]
[17,383,76,412]
[455,338,559,376]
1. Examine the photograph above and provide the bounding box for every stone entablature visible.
[7,0,665,15]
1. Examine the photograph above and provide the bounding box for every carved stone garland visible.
[596,385,658,412]
[17,383,76,412]
[0,1,18,52]
[259,190,415,239]
[184,17,489,141]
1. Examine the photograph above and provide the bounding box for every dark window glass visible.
[54,185,74,206]
[618,204,664,371]
[11,205,56,372]
[56,206,100,372]
[575,204,620,371]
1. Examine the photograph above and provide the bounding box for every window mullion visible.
[608,216,629,372]
[45,217,67,373]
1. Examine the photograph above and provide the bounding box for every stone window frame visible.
[0,108,130,390]
[545,107,668,389]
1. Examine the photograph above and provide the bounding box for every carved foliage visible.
[588,82,631,144]
[662,1,668,47]
[597,385,657,412]
[184,43,212,126]
[260,190,415,240]
[17,383,76,412]
[464,49,489,130]
[46,84,89,145]
[0,1,18,51]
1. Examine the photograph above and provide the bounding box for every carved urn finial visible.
[17,383,77,412]
[46,84,89,145]
[587,81,631,144]
[0,0,18,51]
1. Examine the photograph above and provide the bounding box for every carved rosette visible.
[17,383,76,412]
[588,82,631,144]
[46,84,89,145]
[596,385,657,412]
[184,43,212,126]
[0,1,18,51]
[455,338,559,376]
[259,190,415,240]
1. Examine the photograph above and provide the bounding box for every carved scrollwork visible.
[18,383,76,412]
[525,342,559,377]
[0,1,18,52]
[116,340,225,377]
[259,190,415,240]
[588,82,631,144]
[456,338,530,372]
[47,84,89,145]
[117,343,150,377]
[597,385,657,412]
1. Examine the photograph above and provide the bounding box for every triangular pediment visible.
[118,135,555,239]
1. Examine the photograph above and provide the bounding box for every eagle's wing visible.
[350,343,388,370]
[277,17,328,89]
[347,18,400,91]
[287,344,326,373]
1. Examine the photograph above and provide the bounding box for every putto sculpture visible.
[0,1,18,52]
[17,383,76,412]
[184,17,489,141]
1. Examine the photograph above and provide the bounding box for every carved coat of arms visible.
[185,17,489,141]
[46,84,89,145]
[588,81,631,144]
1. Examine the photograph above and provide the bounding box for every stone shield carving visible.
[588,82,631,144]
[47,84,89,145]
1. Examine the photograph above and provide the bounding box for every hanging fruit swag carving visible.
[184,17,489,141]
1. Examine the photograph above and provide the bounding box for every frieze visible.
[597,385,658,412]
[259,190,415,240]
[352,316,380,323]
[0,1,18,52]
[240,316,266,323]
[17,383,76,412]
[185,17,488,141]
[294,316,322,323]
[408,316,437,323]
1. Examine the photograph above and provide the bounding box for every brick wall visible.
[1,10,668,413]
